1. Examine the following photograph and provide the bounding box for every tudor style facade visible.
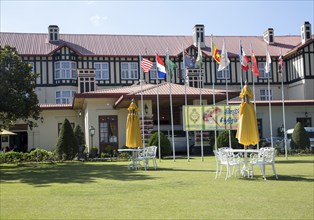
[0,23,313,153]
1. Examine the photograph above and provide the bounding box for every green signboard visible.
[183,105,240,131]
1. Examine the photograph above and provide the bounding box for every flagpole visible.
[218,39,231,151]
[226,68,232,148]
[280,48,288,159]
[166,49,176,162]
[183,46,190,162]
[223,39,231,149]
[239,40,243,89]
[197,38,204,162]
[251,44,259,149]
[211,35,217,151]
[155,53,161,161]
[139,55,145,148]
[266,46,274,148]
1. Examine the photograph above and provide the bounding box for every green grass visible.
[1,155,313,220]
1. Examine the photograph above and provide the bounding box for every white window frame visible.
[55,61,77,80]
[95,62,109,80]
[258,62,272,78]
[56,90,76,104]
[260,89,272,101]
[121,62,138,79]
[217,66,230,79]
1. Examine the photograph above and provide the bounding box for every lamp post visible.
[89,126,95,150]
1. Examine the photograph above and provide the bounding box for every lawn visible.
[0,155,313,220]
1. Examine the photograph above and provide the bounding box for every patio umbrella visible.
[236,83,260,148]
[126,99,143,148]
[0,129,17,136]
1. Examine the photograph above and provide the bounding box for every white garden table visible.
[224,149,261,178]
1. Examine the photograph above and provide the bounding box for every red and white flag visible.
[241,48,250,71]
[141,58,153,73]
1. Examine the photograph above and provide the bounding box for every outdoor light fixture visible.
[89,126,95,136]
[40,116,44,123]
[89,126,95,148]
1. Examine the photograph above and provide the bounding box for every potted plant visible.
[90,147,98,158]
[105,145,114,157]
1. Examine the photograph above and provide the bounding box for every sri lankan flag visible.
[212,41,221,64]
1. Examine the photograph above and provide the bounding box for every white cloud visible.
[89,15,107,26]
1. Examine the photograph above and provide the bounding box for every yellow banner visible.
[183,105,239,131]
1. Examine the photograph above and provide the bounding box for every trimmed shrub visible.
[0,149,56,163]
[74,125,85,147]
[217,130,239,149]
[290,122,310,150]
[0,152,24,163]
[148,132,171,157]
[55,118,79,160]
[29,149,55,161]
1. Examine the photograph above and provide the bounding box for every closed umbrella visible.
[126,99,143,148]
[236,83,260,149]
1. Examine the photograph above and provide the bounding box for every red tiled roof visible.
[72,82,240,108]
[0,32,308,57]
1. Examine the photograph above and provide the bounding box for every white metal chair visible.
[214,149,243,180]
[136,146,157,170]
[250,147,278,180]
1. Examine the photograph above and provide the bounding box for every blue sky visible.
[1,0,313,36]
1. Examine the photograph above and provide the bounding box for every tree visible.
[290,122,310,150]
[217,130,239,149]
[73,124,85,147]
[148,132,171,157]
[0,46,40,129]
[74,124,86,157]
[55,118,79,160]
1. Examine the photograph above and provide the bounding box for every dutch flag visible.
[156,54,167,78]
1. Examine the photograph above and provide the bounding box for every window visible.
[121,62,138,79]
[260,89,272,100]
[55,61,77,79]
[150,63,160,79]
[217,66,230,79]
[258,62,272,78]
[56,91,76,104]
[95,63,109,80]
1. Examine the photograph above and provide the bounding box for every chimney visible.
[193,24,206,48]
[48,25,60,42]
[301,21,312,44]
[263,28,274,44]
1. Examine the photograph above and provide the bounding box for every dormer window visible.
[301,21,311,44]
[193,24,206,48]
[263,28,274,44]
[48,25,59,42]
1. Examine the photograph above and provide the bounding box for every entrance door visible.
[9,132,28,152]
[99,116,118,153]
